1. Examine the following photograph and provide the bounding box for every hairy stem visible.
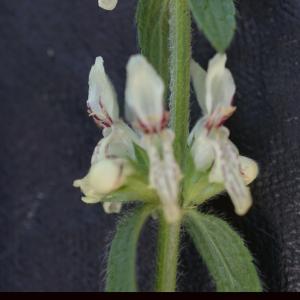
[154,0,191,292]
[155,217,181,292]
[169,0,191,167]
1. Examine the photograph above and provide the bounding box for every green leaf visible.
[182,151,205,205]
[136,0,170,91]
[103,147,157,205]
[188,0,236,52]
[185,211,262,292]
[132,143,149,174]
[182,150,224,207]
[105,205,154,292]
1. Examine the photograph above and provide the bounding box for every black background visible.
[0,0,300,292]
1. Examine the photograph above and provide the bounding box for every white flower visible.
[81,57,138,213]
[73,159,131,204]
[190,54,258,216]
[125,55,181,223]
[87,58,139,162]
[98,0,118,11]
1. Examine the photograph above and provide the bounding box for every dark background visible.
[0,0,300,292]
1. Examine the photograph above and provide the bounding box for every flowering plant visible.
[74,0,262,292]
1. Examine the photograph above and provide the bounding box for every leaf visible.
[182,150,224,207]
[182,150,205,203]
[188,0,236,52]
[105,205,154,292]
[136,0,170,91]
[101,187,146,204]
[102,174,158,204]
[103,148,157,205]
[132,143,149,174]
[184,211,262,292]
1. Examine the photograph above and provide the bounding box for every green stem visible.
[155,217,181,292]
[154,0,191,292]
[169,0,191,167]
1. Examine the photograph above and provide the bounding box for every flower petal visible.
[189,118,215,171]
[191,133,215,172]
[125,55,165,133]
[191,59,207,114]
[98,0,118,10]
[240,156,259,185]
[205,54,236,116]
[91,122,139,164]
[87,57,119,127]
[209,128,252,216]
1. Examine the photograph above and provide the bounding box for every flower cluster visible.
[74,55,181,222]
[74,53,258,222]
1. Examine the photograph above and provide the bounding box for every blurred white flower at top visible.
[98,0,118,10]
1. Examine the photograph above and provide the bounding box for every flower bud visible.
[73,159,131,204]
[190,132,215,171]
[103,202,122,214]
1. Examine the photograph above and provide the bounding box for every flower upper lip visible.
[190,53,236,131]
[125,55,167,135]
[87,56,119,129]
